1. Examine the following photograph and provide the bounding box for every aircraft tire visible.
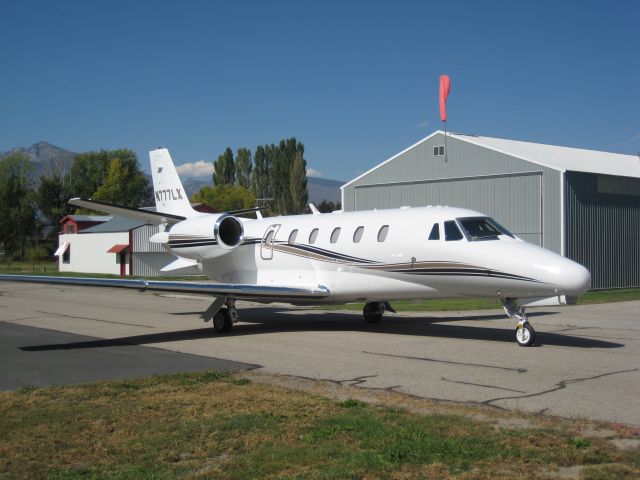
[213,309,233,333]
[364,314,383,323]
[363,302,384,323]
[515,322,535,347]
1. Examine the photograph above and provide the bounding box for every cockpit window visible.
[457,217,514,241]
[444,221,463,241]
[428,223,440,240]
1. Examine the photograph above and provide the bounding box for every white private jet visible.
[0,148,591,346]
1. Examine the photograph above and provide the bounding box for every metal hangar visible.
[341,131,640,289]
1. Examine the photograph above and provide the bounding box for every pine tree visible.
[213,147,235,185]
[0,153,37,260]
[235,148,252,189]
[252,145,272,200]
[38,159,70,236]
[289,150,308,214]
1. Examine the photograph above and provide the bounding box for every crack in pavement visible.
[2,316,51,323]
[440,377,527,394]
[482,368,640,407]
[280,368,640,420]
[36,311,155,329]
[289,373,404,394]
[363,350,527,373]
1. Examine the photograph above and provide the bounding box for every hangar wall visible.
[343,133,562,252]
[131,225,200,277]
[566,172,640,289]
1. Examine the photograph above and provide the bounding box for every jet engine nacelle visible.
[167,214,245,260]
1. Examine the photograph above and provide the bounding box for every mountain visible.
[182,176,211,197]
[0,141,78,180]
[307,177,343,204]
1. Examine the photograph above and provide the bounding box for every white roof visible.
[342,131,640,188]
[448,132,640,178]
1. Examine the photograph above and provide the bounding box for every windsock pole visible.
[439,75,451,162]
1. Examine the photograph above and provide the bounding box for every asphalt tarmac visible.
[1,281,639,425]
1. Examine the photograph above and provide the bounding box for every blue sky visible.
[1,0,638,181]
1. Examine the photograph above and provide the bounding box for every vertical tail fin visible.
[149,148,198,218]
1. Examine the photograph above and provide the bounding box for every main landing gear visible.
[202,298,239,333]
[363,301,396,323]
[502,298,536,347]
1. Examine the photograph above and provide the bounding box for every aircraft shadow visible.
[21,308,622,351]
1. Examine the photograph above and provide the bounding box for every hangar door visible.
[354,172,542,246]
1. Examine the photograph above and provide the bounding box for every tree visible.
[93,154,153,207]
[65,149,152,207]
[0,152,37,260]
[66,150,111,199]
[270,138,306,215]
[317,200,341,213]
[192,184,255,212]
[252,145,271,200]
[213,147,235,185]
[235,147,252,189]
[38,159,71,235]
[289,150,308,214]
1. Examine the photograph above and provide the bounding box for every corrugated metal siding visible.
[132,253,163,277]
[344,133,562,251]
[132,252,200,277]
[132,225,177,276]
[566,172,640,289]
[132,225,166,253]
[355,173,542,245]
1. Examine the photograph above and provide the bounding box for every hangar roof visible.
[448,132,640,179]
[342,131,640,188]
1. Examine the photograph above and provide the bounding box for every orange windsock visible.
[439,75,450,122]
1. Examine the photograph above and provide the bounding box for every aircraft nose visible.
[559,258,591,296]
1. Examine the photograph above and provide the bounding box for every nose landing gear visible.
[502,298,536,347]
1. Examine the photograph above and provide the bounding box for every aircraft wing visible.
[68,198,186,225]
[0,275,331,301]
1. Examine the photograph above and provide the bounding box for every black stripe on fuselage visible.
[275,242,378,264]
[169,240,218,248]
[387,268,541,283]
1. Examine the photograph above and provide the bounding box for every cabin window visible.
[377,225,389,242]
[428,223,440,240]
[265,230,274,244]
[288,229,298,244]
[353,226,364,243]
[330,227,341,243]
[433,145,445,156]
[309,228,319,244]
[457,217,514,240]
[444,220,463,241]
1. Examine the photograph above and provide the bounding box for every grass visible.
[1,371,639,479]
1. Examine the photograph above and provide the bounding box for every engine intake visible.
[214,215,244,249]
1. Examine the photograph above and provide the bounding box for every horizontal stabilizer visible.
[0,274,331,301]
[68,198,186,225]
[160,257,198,272]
